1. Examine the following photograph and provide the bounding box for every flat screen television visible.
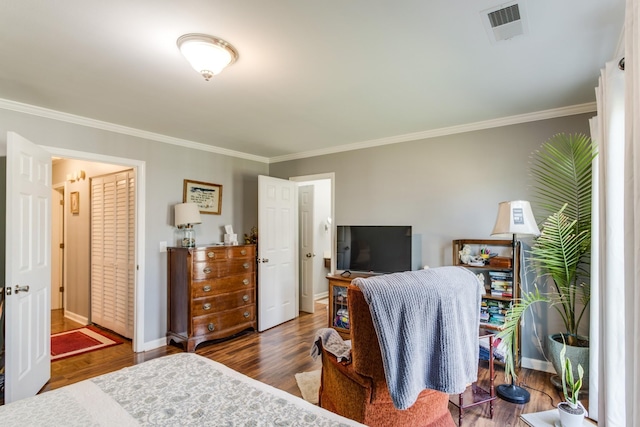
[336,225,412,274]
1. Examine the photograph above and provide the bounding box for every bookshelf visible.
[452,239,521,365]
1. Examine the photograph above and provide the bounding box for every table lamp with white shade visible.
[175,202,202,247]
[490,200,540,404]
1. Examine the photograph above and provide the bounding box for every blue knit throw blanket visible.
[354,267,483,410]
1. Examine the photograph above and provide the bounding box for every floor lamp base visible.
[496,383,530,404]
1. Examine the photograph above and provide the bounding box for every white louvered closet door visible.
[91,170,135,338]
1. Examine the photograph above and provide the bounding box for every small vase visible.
[558,401,586,427]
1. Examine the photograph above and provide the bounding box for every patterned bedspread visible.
[0,353,363,426]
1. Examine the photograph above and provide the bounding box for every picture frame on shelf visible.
[70,191,80,214]
[183,179,223,215]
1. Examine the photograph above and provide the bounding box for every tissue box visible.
[224,233,238,245]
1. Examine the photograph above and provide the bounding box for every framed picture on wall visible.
[70,191,80,214]
[183,179,223,215]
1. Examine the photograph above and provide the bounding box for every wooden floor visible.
[45,304,571,426]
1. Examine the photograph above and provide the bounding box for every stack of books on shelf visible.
[489,270,513,298]
[480,299,512,328]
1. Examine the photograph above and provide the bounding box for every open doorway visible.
[52,158,135,339]
[290,173,334,314]
[49,151,145,353]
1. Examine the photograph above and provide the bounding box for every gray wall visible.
[270,112,594,368]
[1,105,593,368]
[0,108,267,347]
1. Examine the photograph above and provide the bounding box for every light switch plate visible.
[159,241,167,253]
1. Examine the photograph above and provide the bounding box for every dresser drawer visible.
[192,273,255,298]
[191,245,255,262]
[227,245,255,258]
[192,258,255,279]
[193,306,256,337]
[191,247,227,261]
[192,289,255,317]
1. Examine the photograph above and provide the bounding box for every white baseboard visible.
[315,291,328,300]
[64,310,88,325]
[522,357,555,374]
[140,337,168,352]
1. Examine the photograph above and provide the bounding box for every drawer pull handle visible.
[208,323,215,332]
[203,285,211,292]
[203,303,211,311]
[207,251,216,259]
[240,249,247,255]
[242,295,249,302]
[243,311,250,318]
[242,262,250,269]
[242,278,250,285]
[203,267,212,274]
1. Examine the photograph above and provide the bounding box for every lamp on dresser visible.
[490,200,540,404]
[175,202,202,247]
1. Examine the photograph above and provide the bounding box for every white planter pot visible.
[558,402,587,427]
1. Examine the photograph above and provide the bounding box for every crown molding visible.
[0,97,595,165]
[0,98,270,164]
[268,102,597,163]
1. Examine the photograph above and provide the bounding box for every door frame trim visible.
[43,145,146,353]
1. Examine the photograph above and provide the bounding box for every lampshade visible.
[175,203,202,227]
[177,34,238,80]
[491,200,540,237]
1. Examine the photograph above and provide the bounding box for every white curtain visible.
[589,0,640,425]
[623,0,640,425]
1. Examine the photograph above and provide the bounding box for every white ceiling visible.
[0,1,625,161]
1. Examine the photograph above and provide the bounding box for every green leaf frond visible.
[497,288,550,382]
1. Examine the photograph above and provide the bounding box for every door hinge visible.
[59,199,64,206]
[59,286,64,292]
[59,243,64,249]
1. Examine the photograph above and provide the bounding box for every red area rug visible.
[51,326,124,361]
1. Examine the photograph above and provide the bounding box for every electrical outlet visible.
[159,241,167,253]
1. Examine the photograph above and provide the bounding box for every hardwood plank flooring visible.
[43,305,572,426]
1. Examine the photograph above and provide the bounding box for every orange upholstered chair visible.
[319,284,455,427]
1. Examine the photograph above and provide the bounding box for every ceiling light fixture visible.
[177,33,238,81]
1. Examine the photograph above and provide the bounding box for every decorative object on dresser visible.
[174,202,202,248]
[183,179,223,214]
[490,199,540,405]
[167,244,257,352]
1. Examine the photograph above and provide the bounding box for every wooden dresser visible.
[167,244,257,352]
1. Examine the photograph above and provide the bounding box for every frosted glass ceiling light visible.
[177,34,238,81]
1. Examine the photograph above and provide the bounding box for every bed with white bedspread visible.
[0,352,362,426]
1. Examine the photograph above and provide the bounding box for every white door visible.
[257,175,297,331]
[298,185,315,314]
[51,187,64,310]
[5,132,51,403]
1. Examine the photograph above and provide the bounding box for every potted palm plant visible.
[558,342,587,427]
[498,133,597,389]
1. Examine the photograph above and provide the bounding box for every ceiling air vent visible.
[482,2,527,43]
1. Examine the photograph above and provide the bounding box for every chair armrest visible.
[321,347,373,390]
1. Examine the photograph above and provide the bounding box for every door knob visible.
[306,253,312,258]
[15,285,30,294]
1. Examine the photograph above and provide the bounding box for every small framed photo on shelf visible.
[183,179,223,215]
[70,191,80,214]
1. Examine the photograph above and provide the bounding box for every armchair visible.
[319,284,455,427]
